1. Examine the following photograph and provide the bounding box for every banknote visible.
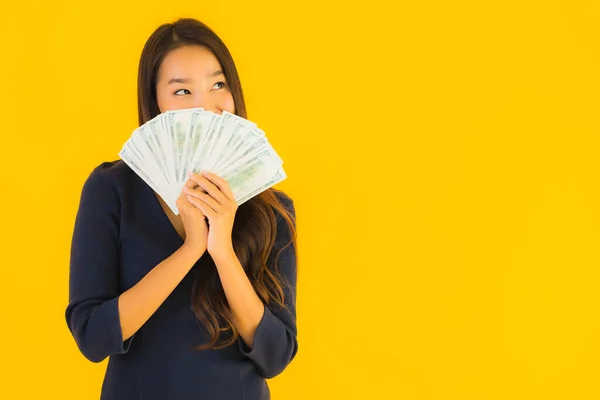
[118,108,286,215]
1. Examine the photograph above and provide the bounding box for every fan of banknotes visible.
[118,108,286,215]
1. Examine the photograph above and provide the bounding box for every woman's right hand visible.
[176,176,209,259]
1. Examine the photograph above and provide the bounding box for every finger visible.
[183,187,221,212]
[202,171,235,202]
[177,196,197,214]
[185,172,208,191]
[184,178,200,191]
[190,173,229,205]
[187,195,216,219]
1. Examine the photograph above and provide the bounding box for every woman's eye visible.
[174,83,225,95]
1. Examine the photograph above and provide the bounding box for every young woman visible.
[65,17,298,400]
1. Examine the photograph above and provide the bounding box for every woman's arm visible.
[66,166,206,363]
[118,244,201,341]
[232,196,298,379]
[211,250,266,347]
[184,171,299,378]
[211,201,298,379]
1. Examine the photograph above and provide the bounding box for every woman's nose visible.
[192,95,218,113]
[191,96,206,110]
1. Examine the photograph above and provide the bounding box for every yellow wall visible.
[2,0,600,398]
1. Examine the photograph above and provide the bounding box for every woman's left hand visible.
[183,171,238,262]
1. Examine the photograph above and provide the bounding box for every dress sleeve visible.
[237,194,299,379]
[65,167,134,363]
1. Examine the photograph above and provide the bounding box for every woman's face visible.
[156,45,235,115]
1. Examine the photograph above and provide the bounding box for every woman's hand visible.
[183,171,238,262]
[176,177,209,259]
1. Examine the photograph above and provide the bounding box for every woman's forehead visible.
[158,46,222,79]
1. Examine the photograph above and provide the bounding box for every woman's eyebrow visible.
[167,70,224,85]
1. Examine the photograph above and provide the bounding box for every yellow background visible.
[1,0,600,398]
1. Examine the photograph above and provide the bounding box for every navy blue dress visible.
[65,160,298,400]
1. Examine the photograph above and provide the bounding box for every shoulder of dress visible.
[271,189,294,211]
[269,189,296,229]
[83,159,139,201]
[89,159,134,185]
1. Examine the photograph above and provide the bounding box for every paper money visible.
[118,108,286,215]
